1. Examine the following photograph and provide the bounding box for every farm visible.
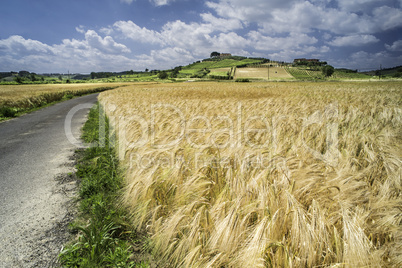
[98,81,402,267]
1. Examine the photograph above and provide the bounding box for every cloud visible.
[372,6,402,31]
[333,50,402,69]
[120,0,134,4]
[121,0,176,6]
[337,0,394,12]
[150,0,175,6]
[2,0,401,73]
[161,20,213,50]
[247,31,317,51]
[206,0,402,35]
[385,40,402,51]
[114,20,164,45]
[75,25,86,34]
[328,35,379,47]
[100,26,114,35]
[200,13,243,32]
[0,35,53,56]
[85,30,131,54]
[0,32,132,72]
[206,0,297,22]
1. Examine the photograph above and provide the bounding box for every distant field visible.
[182,58,264,71]
[0,83,126,103]
[0,83,127,119]
[235,67,293,80]
[209,67,231,76]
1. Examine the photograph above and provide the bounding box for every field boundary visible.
[59,103,152,267]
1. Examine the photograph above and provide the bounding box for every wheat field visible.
[0,83,127,103]
[99,81,401,267]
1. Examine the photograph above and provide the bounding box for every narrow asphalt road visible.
[0,94,99,267]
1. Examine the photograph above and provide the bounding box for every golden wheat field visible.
[99,81,401,267]
[0,83,127,103]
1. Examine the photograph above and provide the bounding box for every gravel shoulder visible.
[0,94,98,267]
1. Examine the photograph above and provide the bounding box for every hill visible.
[3,56,402,84]
[362,65,402,78]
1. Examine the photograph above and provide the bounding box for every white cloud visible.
[333,50,402,70]
[200,13,243,32]
[206,0,402,35]
[0,32,133,73]
[372,6,402,31]
[385,40,402,51]
[159,19,249,56]
[328,34,379,47]
[206,0,297,22]
[114,20,164,45]
[248,31,317,51]
[75,25,86,34]
[0,35,53,56]
[337,0,391,12]
[161,20,213,51]
[2,0,401,73]
[85,30,131,54]
[100,26,114,35]
[150,0,175,6]
[210,32,248,51]
[264,1,376,34]
[120,0,134,4]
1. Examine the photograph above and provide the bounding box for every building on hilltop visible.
[220,53,232,58]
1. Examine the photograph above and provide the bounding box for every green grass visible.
[285,66,315,80]
[179,59,261,80]
[182,58,263,71]
[59,104,150,268]
[332,69,372,79]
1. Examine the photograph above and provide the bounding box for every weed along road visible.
[0,94,99,267]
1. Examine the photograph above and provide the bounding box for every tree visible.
[210,51,220,58]
[14,76,23,84]
[170,69,179,78]
[322,65,334,77]
[158,71,168,79]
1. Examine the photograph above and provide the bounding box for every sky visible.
[0,0,401,73]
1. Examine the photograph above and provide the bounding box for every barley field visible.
[0,83,128,119]
[99,81,401,267]
[0,83,126,103]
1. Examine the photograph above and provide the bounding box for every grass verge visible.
[58,103,150,267]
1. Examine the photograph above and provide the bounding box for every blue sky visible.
[1,0,401,73]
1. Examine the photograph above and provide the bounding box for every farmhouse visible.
[220,53,232,58]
